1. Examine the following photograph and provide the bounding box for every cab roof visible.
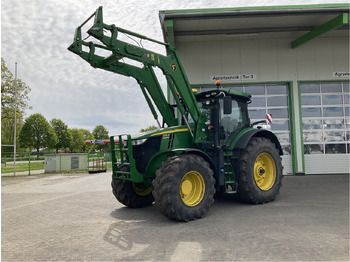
[195,89,251,102]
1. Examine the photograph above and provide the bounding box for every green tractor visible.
[68,7,283,221]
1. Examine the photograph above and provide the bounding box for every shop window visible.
[271,120,289,130]
[245,85,265,95]
[322,95,342,105]
[321,82,342,93]
[304,131,323,142]
[302,108,322,117]
[301,83,320,93]
[344,94,350,104]
[301,95,321,105]
[301,81,350,154]
[250,97,266,107]
[304,144,323,154]
[345,107,350,117]
[325,144,346,154]
[267,96,288,106]
[323,107,343,117]
[267,85,287,94]
[302,119,322,130]
[268,108,289,118]
[248,109,266,119]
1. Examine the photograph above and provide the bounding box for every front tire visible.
[237,137,283,204]
[111,166,154,208]
[152,154,215,221]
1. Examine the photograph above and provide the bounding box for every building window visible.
[301,82,350,154]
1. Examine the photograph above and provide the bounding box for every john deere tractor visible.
[68,7,283,221]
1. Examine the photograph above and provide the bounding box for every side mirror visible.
[223,96,232,114]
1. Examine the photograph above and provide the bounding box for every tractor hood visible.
[131,125,191,140]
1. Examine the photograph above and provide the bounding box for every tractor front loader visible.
[68,6,283,221]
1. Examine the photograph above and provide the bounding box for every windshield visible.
[187,98,215,125]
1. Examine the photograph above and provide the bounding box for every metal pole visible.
[28,152,31,176]
[14,62,17,177]
[87,151,90,172]
[60,152,62,174]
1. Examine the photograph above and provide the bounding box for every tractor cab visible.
[190,89,251,146]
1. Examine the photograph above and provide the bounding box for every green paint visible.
[165,20,175,46]
[165,19,175,104]
[291,13,349,48]
[160,3,350,14]
[288,81,303,175]
[296,82,305,173]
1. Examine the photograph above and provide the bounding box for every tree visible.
[92,125,109,151]
[50,118,72,153]
[69,129,84,152]
[140,125,158,133]
[19,114,57,158]
[1,109,24,153]
[1,58,31,118]
[69,128,94,152]
[1,58,31,153]
[92,125,109,139]
[80,129,94,152]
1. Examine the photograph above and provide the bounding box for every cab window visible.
[220,98,249,143]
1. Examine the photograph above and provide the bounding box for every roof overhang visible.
[159,4,350,48]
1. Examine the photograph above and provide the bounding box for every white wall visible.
[176,36,349,84]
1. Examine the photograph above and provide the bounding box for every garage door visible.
[300,81,350,174]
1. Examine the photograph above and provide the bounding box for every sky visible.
[1,0,346,136]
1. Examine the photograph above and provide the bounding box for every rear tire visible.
[152,154,215,221]
[111,166,154,208]
[237,137,283,204]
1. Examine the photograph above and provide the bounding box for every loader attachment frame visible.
[68,6,202,131]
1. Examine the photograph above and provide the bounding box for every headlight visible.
[132,138,147,146]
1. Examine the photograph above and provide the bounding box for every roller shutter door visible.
[301,81,350,174]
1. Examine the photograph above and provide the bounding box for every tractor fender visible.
[172,148,217,176]
[232,129,283,156]
[144,148,217,180]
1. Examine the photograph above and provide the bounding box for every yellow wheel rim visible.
[180,171,205,206]
[132,183,153,196]
[254,153,276,191]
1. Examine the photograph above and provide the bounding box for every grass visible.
[1,162,44,173]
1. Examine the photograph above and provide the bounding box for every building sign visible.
[332,72,350,78]
[210,74,257,82]
[241,74,257,80]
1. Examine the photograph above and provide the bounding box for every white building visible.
[159,3,350,175]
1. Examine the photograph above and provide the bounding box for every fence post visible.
[59,152,62,174]
[28,152,31,176]
[87,151,89,172]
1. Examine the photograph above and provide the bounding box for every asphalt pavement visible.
[1,172,349,261]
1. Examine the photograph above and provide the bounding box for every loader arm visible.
[68,6,201,130]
